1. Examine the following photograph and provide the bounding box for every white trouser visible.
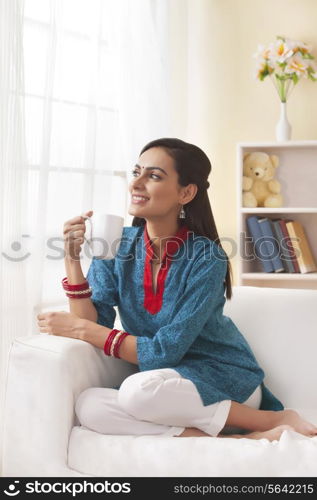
[75,368,262,437]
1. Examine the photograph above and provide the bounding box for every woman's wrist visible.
[80,322,137,364]
[81,320,111,349]
[64,255,86,285]
[70,317,87,340]
[64,254,83,268]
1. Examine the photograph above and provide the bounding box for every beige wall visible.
[170,0,317,284]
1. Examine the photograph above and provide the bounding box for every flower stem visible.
[279,79,286,102]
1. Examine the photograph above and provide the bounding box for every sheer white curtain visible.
[0,0,177,473]
[24,0,172,323]
[0,0,29,474]
[116,0,171,180]
[24,0,128,326]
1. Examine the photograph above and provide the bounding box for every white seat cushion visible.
[68,409,317,477]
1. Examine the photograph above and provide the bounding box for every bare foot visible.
[175,415,317,441]
[219,425,294,442]
[271,410,317,437]
[176,425,294,441]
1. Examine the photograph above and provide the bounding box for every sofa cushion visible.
[68,409,317,477]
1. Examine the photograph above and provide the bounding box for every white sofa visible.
[2,286,317,477]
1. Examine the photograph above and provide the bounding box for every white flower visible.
[268,38,294,63]
[254,59,275,80]
[284,54,309,77]
[287,38,312,55]
[253,44,271,61]
[253,60,265,79]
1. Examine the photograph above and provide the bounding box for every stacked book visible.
[246,216,317,274]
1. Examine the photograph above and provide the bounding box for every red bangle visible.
[104,330,117,356]
[113,332,129,358]
[66,291,92,299]
[62,277,89,291]
[104,329,120,356]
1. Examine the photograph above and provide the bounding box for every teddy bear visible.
[242,151,283,208]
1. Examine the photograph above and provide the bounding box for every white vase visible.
[275,101,292,142]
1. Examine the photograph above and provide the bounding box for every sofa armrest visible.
[2,334,137,476]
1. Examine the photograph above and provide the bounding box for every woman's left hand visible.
[37,311,86,340]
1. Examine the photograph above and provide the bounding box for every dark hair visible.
[132,137,233,300]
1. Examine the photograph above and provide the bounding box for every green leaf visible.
[278,62,287,70]
[302,53,314,60]
[308,73,317,82]
[292,73,299,84]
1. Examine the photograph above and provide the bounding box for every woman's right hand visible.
[63,210,93,261]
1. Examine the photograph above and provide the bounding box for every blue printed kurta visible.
[86,224,283,410]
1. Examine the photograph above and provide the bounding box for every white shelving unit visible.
[237,141,317,290]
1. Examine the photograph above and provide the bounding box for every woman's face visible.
[128,147,188,221]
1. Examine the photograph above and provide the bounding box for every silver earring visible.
[179,205,186,219]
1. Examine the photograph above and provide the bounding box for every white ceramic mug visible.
[84,213,124,259]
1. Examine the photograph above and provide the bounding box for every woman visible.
[38,138,317,440]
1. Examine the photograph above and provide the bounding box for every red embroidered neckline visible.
[143,224,189,314]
